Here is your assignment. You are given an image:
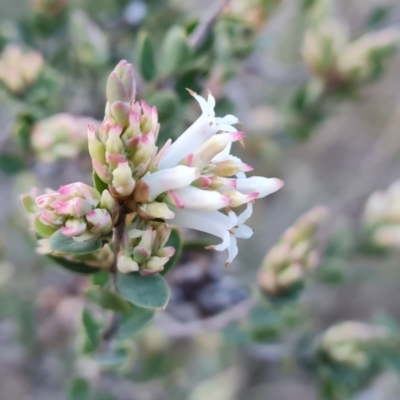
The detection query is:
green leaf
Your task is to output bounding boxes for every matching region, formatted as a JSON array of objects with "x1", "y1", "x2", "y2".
[
  {"x1": 48, "y1": 255, "x2": 100, "y2": 274},
  {"x1": 14, "y1": 113, "x2": 36, "y2": 150},
  {"x1": 81, "y1": 308, "x2": 102, "y2": 353},
  {"x1": 49, "y1": 230, "x2": 102, "y2": 255},
  {"x1": 0, "y1": 153, "x2": 25, "y2": 174},
  {"x1": 34, "y1": 216, "x2": 57, "y2": 237},
  {"x1": 117, "y1": 272, "x2": 170, "y2": 309},
  {"x1": 136, "y1": 31, "x2": 156, "y2": 81},
  {"x1": 86, "y1": 287, "x2": 131, "y2": 313},
  {"x1": 161, "y1": 228, "x2": 181, "y2": 276},
  {"x1": 95, "y1": 349, "x2": 129, "y2": 370},
  {"x1": 93, "y1": 171, "x2": 109, "y2": 194},
  {"x1": 144, "y1": 90, "x2": 179, "y2": 121},
  {"x1": 118, "y1": 305, "x2": 156, "y2": 340},
  {"x1": 67, "y1": 377, "x2": 90, "y2": 400},
  {"x1": 91, "y1": 270, "x2": 109, "y2": 286},
  {"x1": 160, "y1": 26, "x2": 192, "y2": 75}
]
